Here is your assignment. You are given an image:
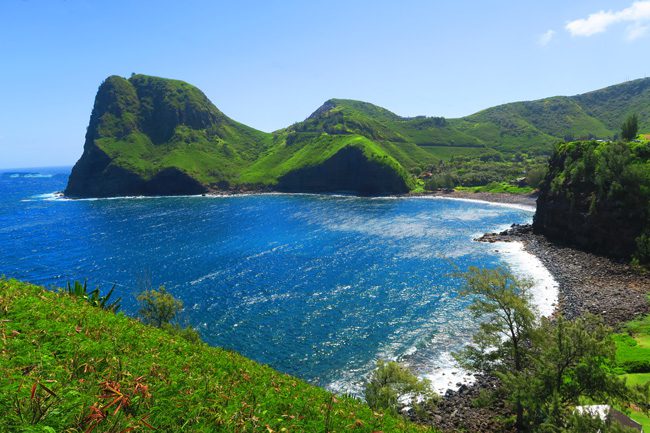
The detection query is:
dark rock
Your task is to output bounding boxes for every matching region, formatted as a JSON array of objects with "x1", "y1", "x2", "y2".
[{"x1": 276, "y1": 146, "x2": 410, "y2": 195}]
